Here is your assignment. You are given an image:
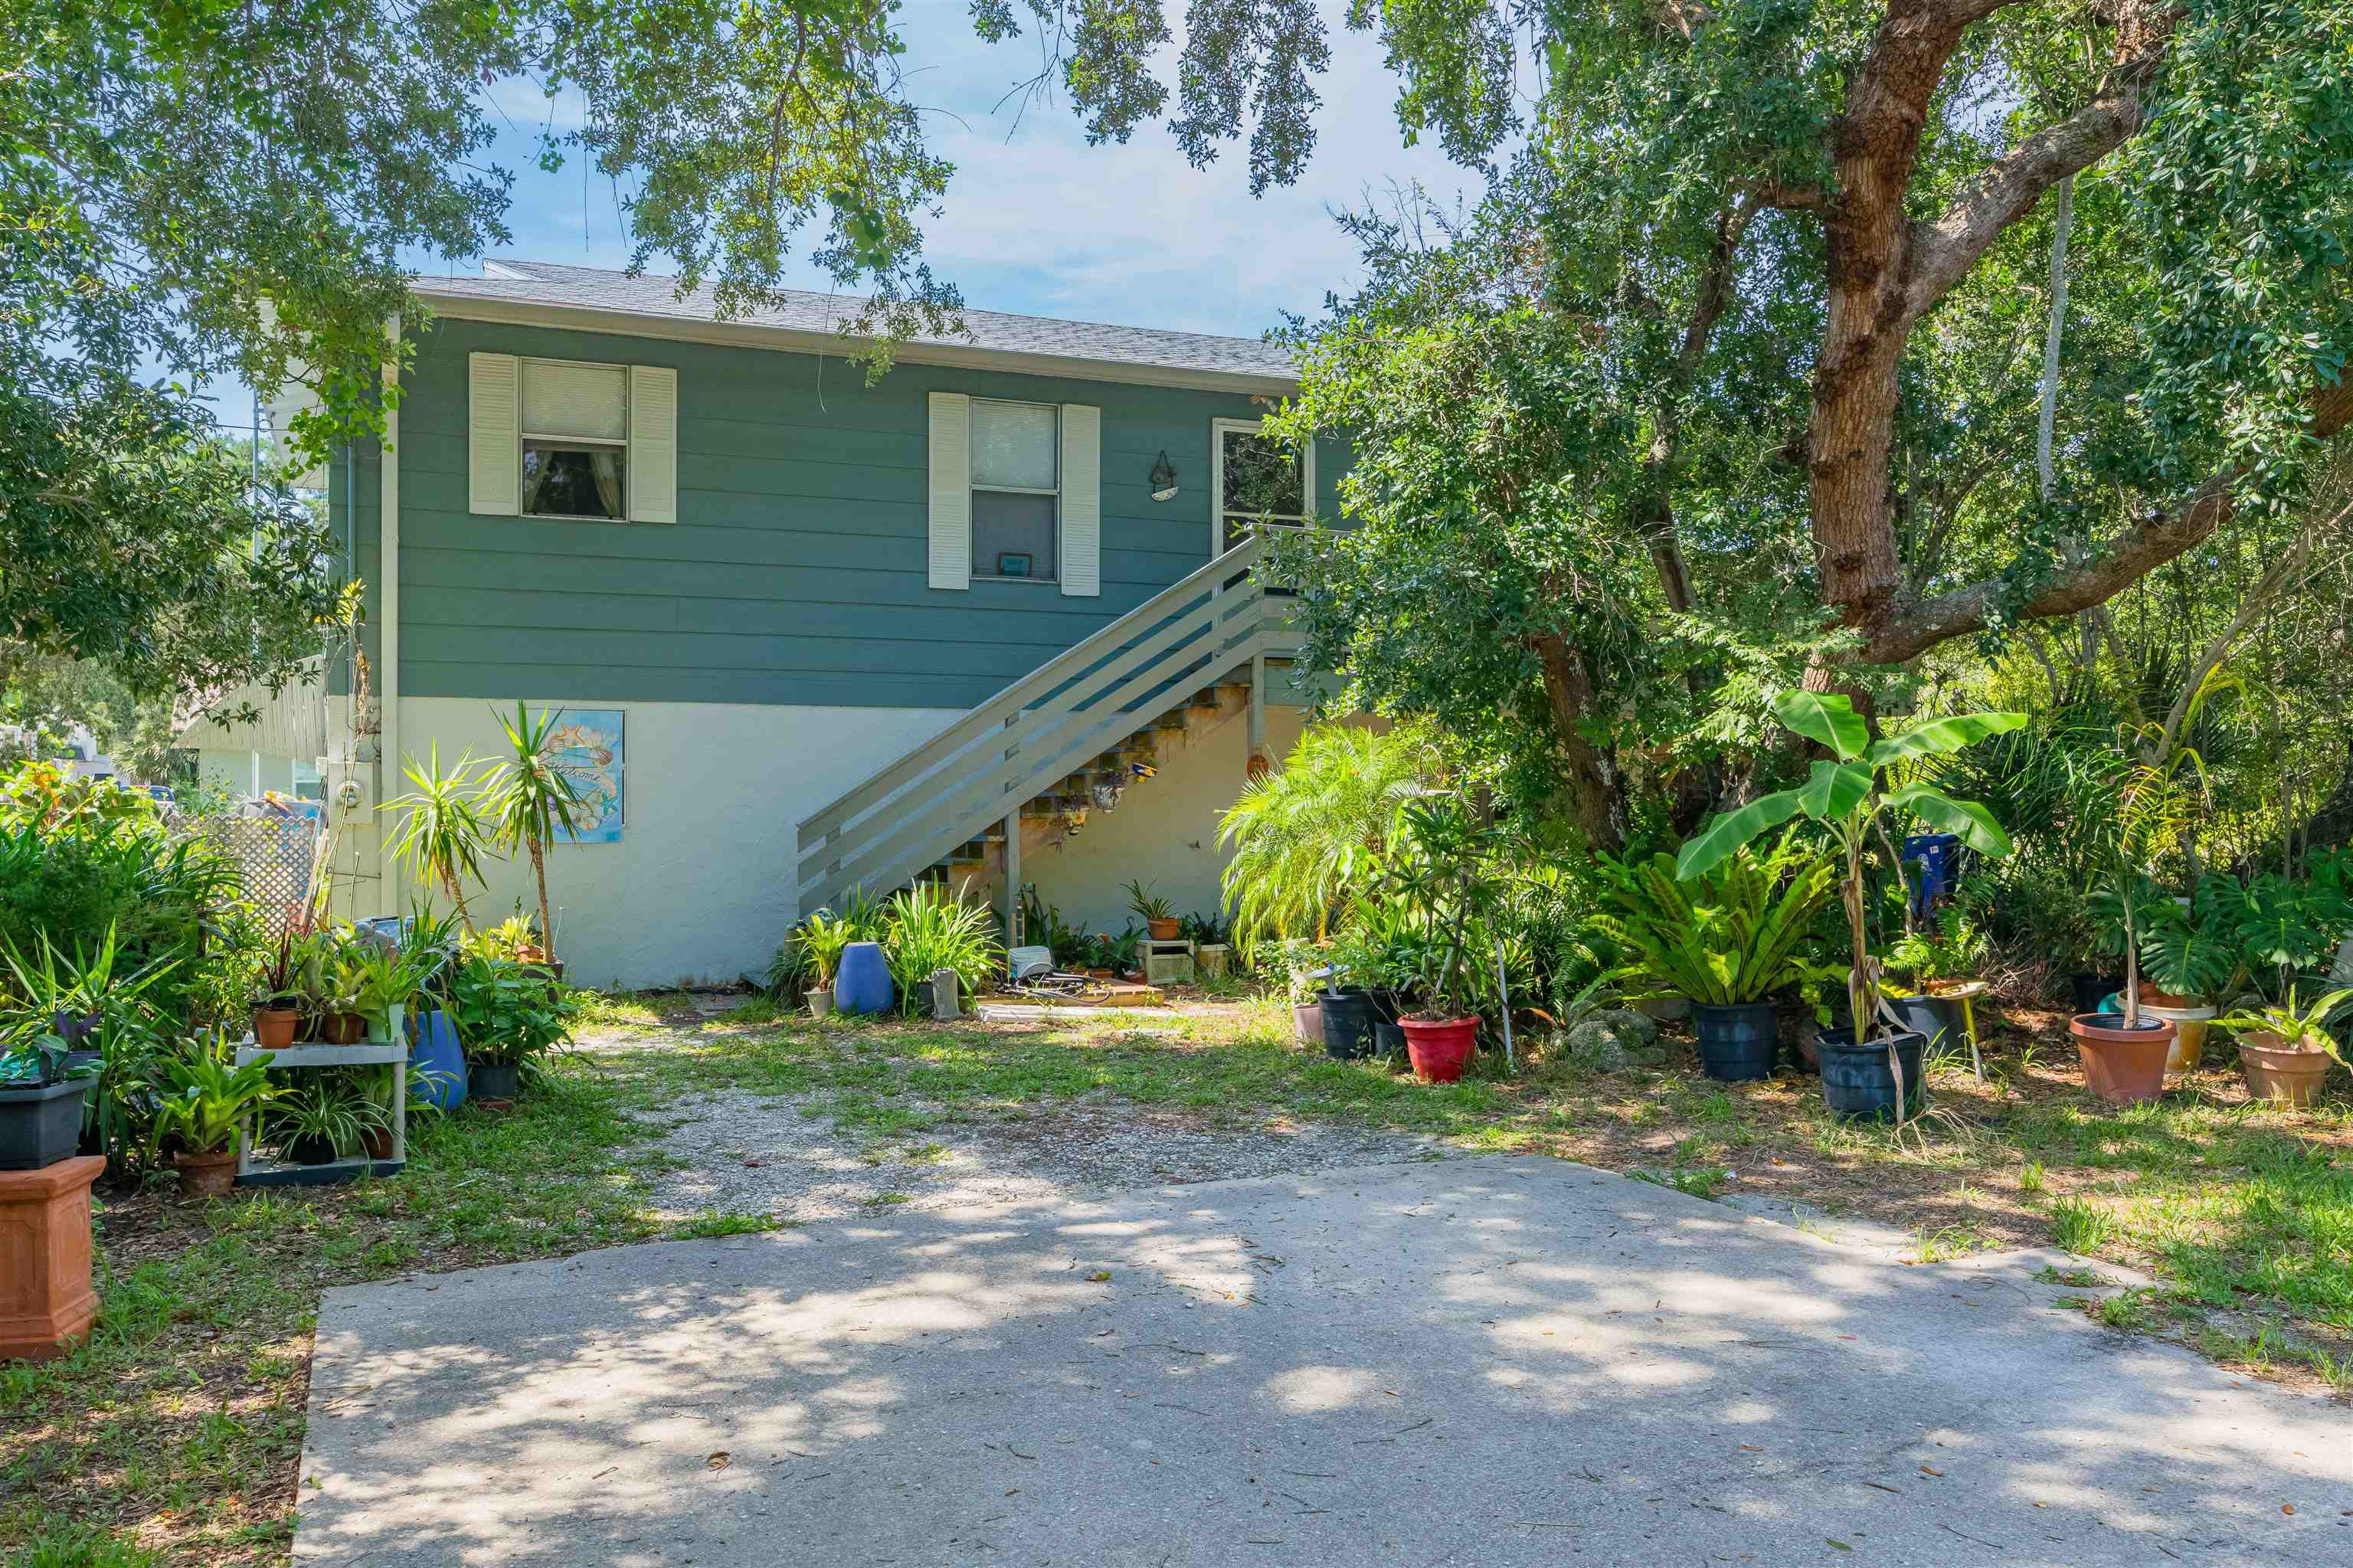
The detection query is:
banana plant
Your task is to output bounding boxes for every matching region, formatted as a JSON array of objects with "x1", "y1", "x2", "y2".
[{"x1": 1677, "y1": 692, "x2": 2023, "y2": 1121}]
